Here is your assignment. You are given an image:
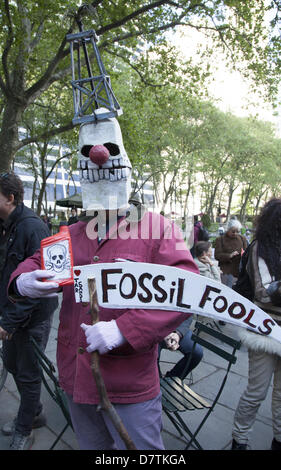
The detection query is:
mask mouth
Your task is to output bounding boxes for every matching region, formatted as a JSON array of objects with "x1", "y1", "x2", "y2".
[
  {"x1": 79, "y1": 156, "x2": 129, "y2": 170},
  {"x1": 79, "y1": 161, "x2": 131, "y2": 182}
]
